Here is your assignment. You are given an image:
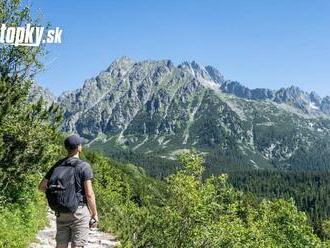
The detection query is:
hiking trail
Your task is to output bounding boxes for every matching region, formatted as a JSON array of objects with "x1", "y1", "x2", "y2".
[{"x1": 29, "y1": 210, "x2": 120, "y2": 248}]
